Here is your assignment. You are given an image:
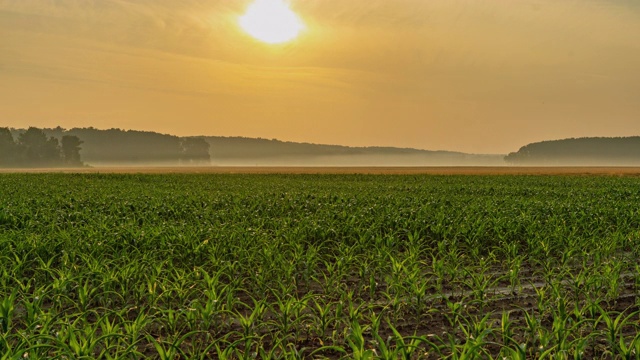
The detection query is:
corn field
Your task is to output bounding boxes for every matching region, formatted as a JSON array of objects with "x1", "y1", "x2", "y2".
[{"x1": 1, "y1": 173, "x2": 639, "y2": 359}]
